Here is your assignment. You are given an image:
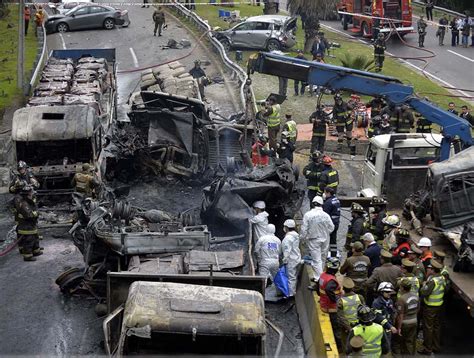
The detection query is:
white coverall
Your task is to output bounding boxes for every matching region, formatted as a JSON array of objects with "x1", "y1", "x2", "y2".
[
  {"x1": 254, "y1": 233, "x2": 281, "y2": 280},
  {"x1": 300, "y1": 207, "x2": 335, "y2": 281},
  {"x1": 282, "y1": 230, "x2": 301, "y2": 296},
  {"x1": 250, "y1": 211, "x2": 269, "y2": 241}
]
